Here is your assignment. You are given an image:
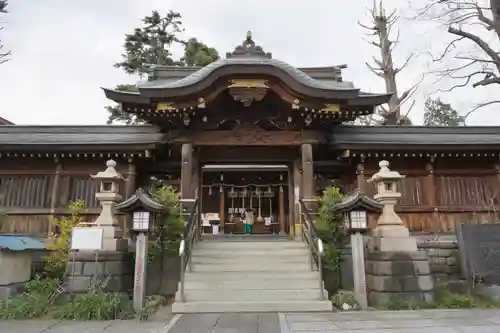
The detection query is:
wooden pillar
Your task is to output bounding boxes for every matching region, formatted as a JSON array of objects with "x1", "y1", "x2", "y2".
[
  {"x1": 425, "y1": 157, "x2": 439, "y2": 232},
  {"x1": 125, "y1": 158, "x2": 137, "y2": 236},
  {"x1": 125, "y1": 158, "x2": 136, "y2": 198},
  {"x1": 48, "y1": 159, "x2": 62, "y2": 237},
  {"x1": 279, "y1": 185, "x2": 285, "y2": 234},
  {"x1": 356, "y1": 156, "x2": 366, "y2": 193},
  {"x1": 219, "y1": 186, "x2": 225, "y2": 233},
  {"x1": 181, "y1": 143, "x2": 193, "y2": 199},
  {"x1": 494, "y1": 160, "x2": 500, "y2": 189},
  {"x1": 301, "y1": 144, "x2": 314, "y2": 199},
  {"x1": 191, "y1": 153, "x2": 199, "y2": 198},
  {"x1": 287, "y1": 164, "x2": 295, "y2": 239},
  {"x1": 301, "y1": 144, "x2": 315, "y2": 213},
  {"x1": 293, "y1": 158, "x2": 302, "y2": 235}
]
